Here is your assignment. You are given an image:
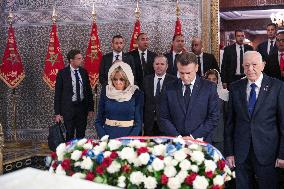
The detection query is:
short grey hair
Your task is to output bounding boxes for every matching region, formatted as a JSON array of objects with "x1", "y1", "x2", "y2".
[{"x1": 243, "y1": 51, "x2": 263, "y2": 64}]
